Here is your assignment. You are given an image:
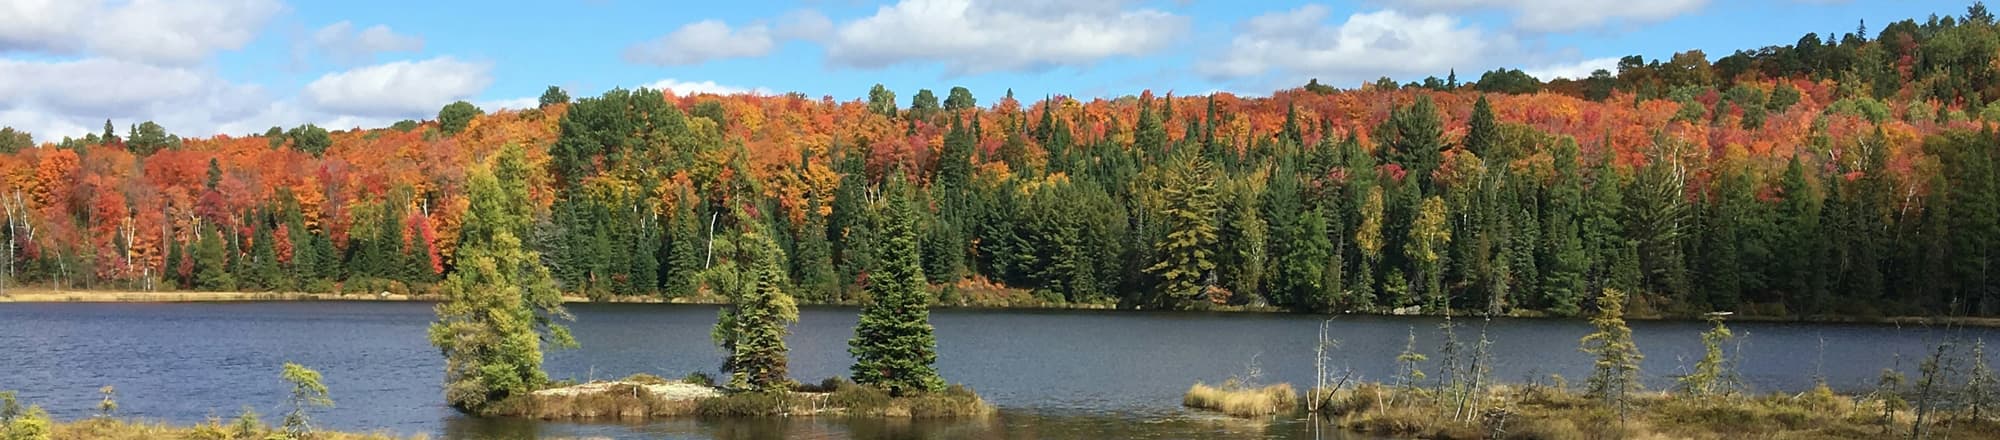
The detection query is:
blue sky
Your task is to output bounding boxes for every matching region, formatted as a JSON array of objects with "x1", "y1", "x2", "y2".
[{"x1": 0, "y1": 0, "x2": 1975, "y2": 140}]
